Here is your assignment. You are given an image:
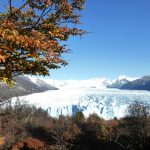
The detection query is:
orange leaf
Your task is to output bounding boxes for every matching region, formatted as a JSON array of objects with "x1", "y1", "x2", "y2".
[
  {"x1": 45, "y1": 0, "x2": 51, "y2": 7},
  {"x1": 0, "y1": 55, "x2": 6, "y2": 63}
]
